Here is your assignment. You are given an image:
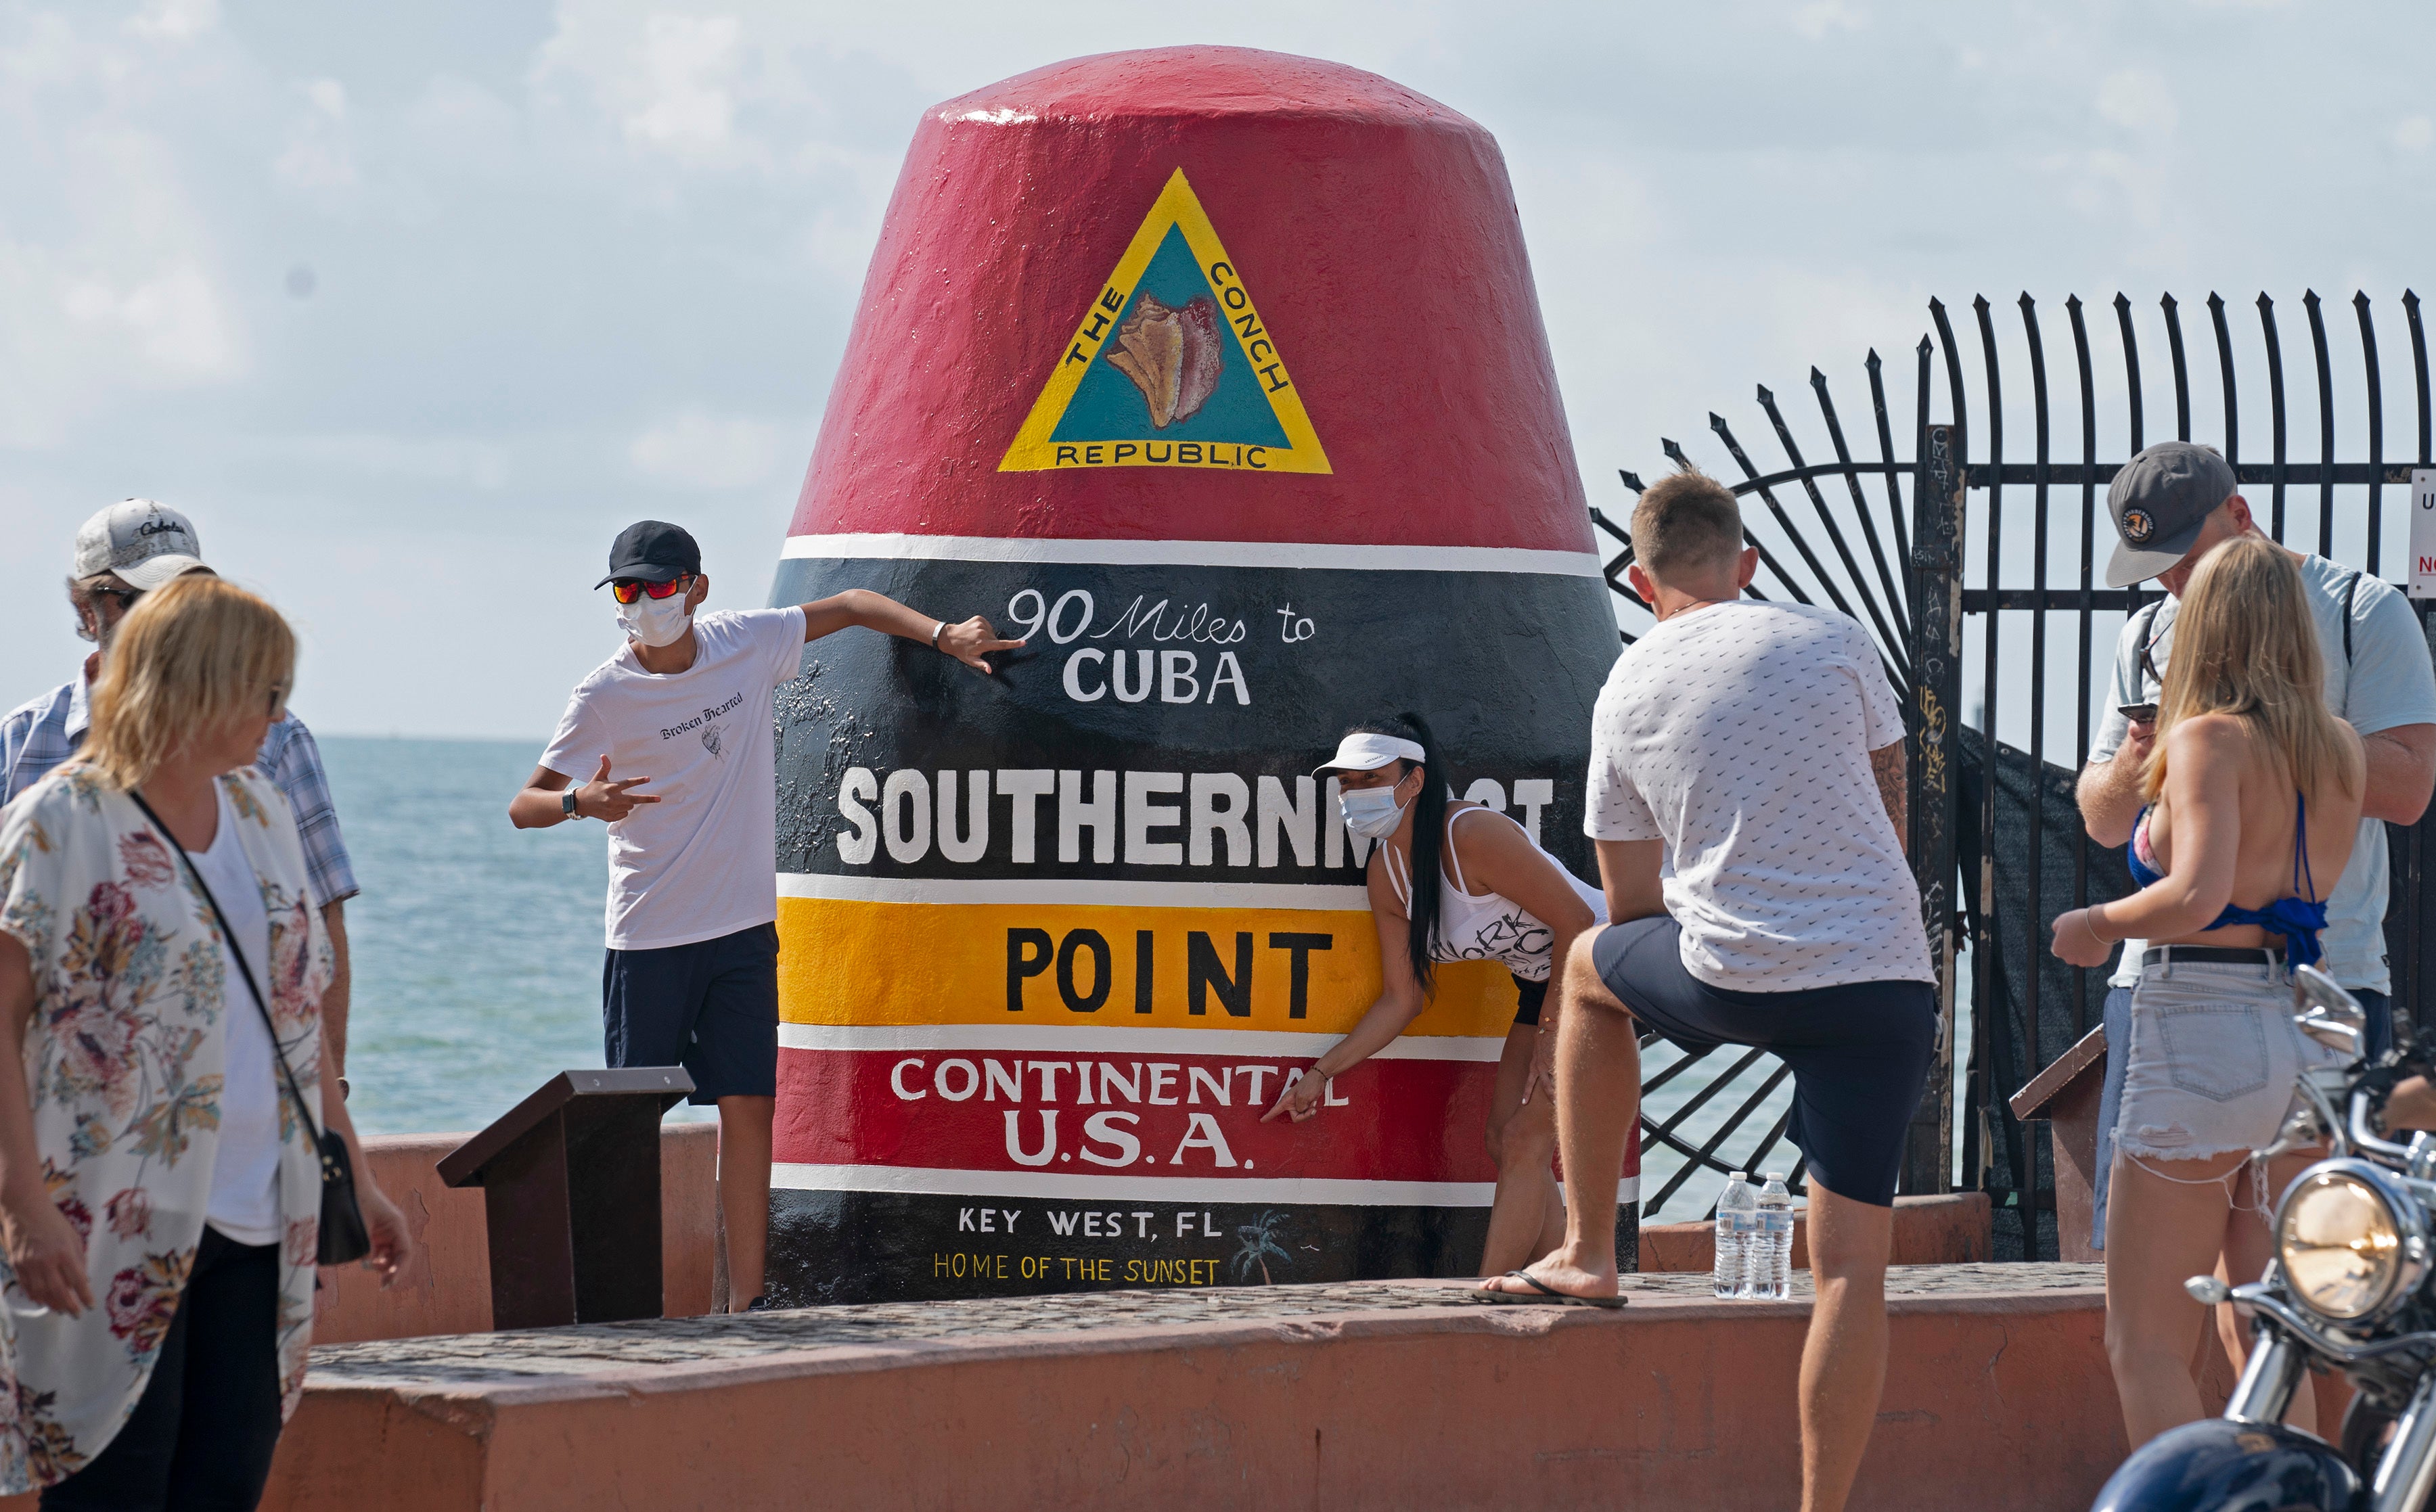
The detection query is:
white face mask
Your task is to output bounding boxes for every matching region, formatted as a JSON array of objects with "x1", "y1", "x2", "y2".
[
  {"x1": 1338, "y1": 783, "x2": 1407, "y2": 841},
  {"x1": 617, "y1": 589, "x2": 693, "y2": 648}
]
